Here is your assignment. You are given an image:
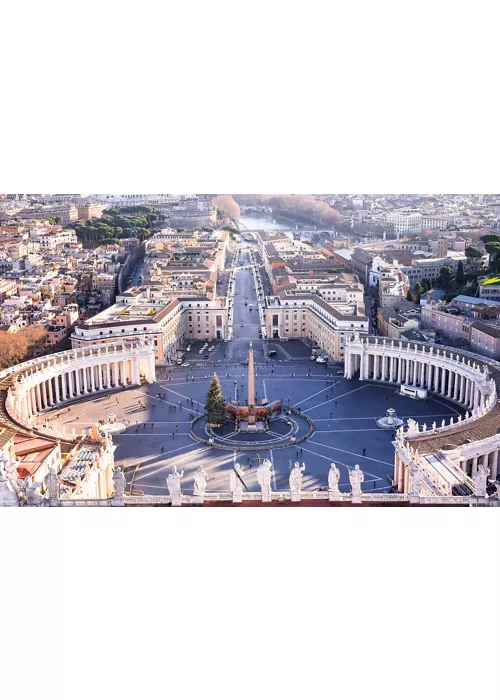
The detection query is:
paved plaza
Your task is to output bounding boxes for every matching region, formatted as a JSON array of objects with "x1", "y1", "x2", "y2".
[
  {"x1": 46, "y1": 355, "x2": 463, "y2": 496},
  {"x1": 41, "y1": 248, "x2": 466, "y2": 498}
]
